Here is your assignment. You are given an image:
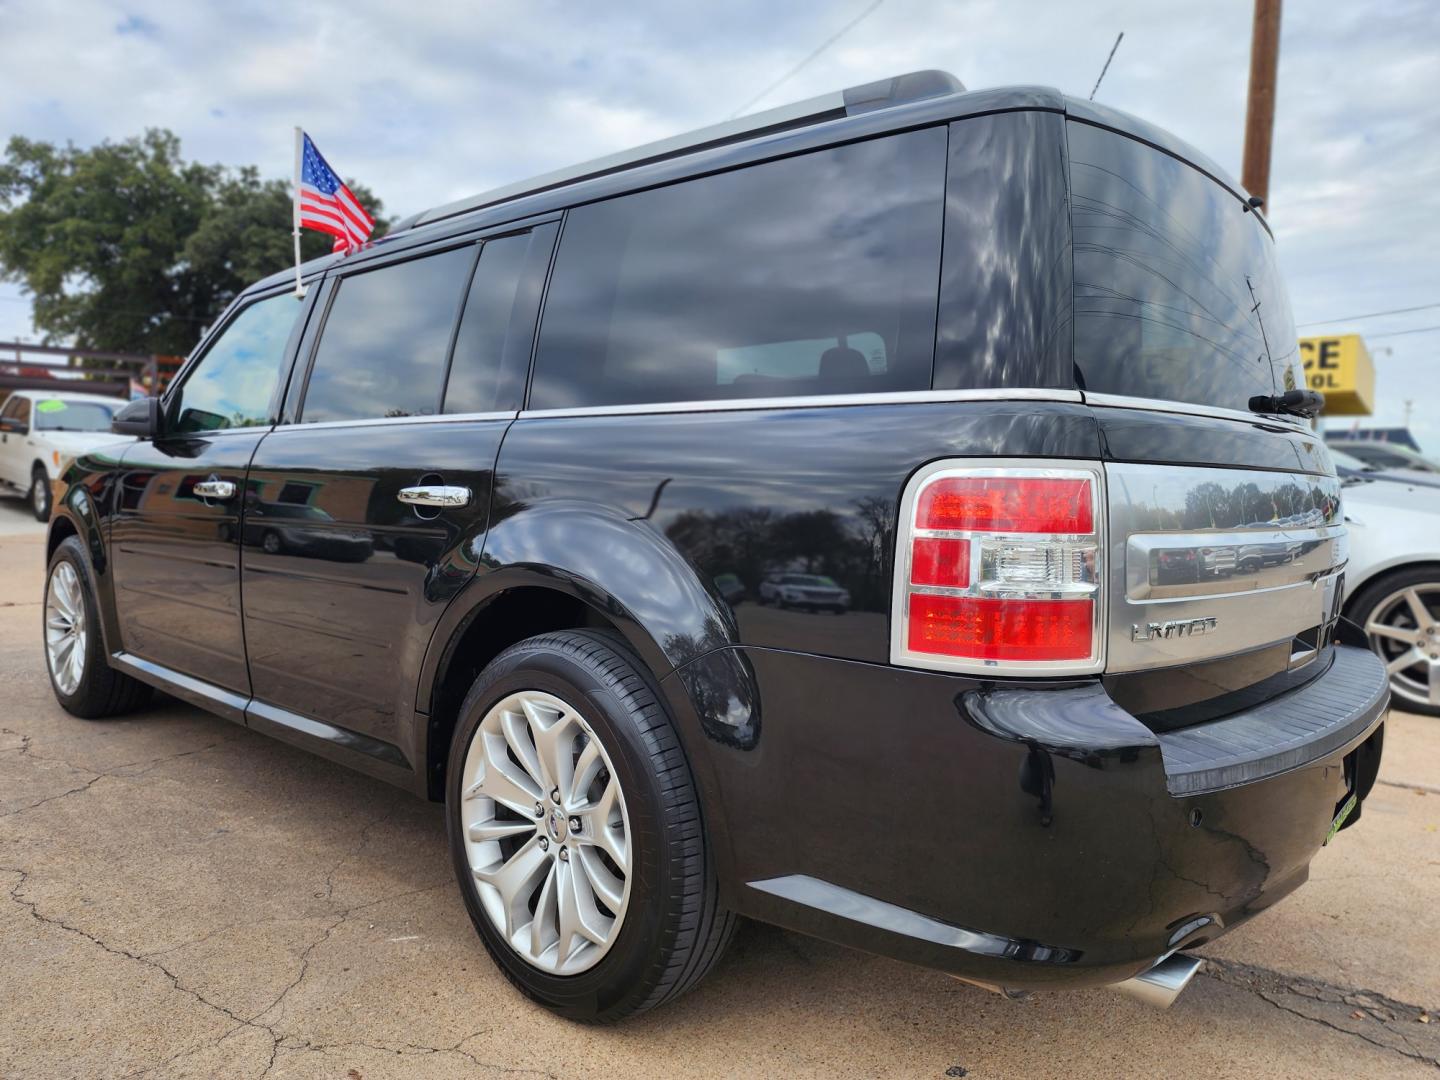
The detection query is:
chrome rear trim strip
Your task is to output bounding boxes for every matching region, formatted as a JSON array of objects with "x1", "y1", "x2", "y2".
[{"x1": 518, "y1": 388, "x2": 1083, "y2": 420}]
